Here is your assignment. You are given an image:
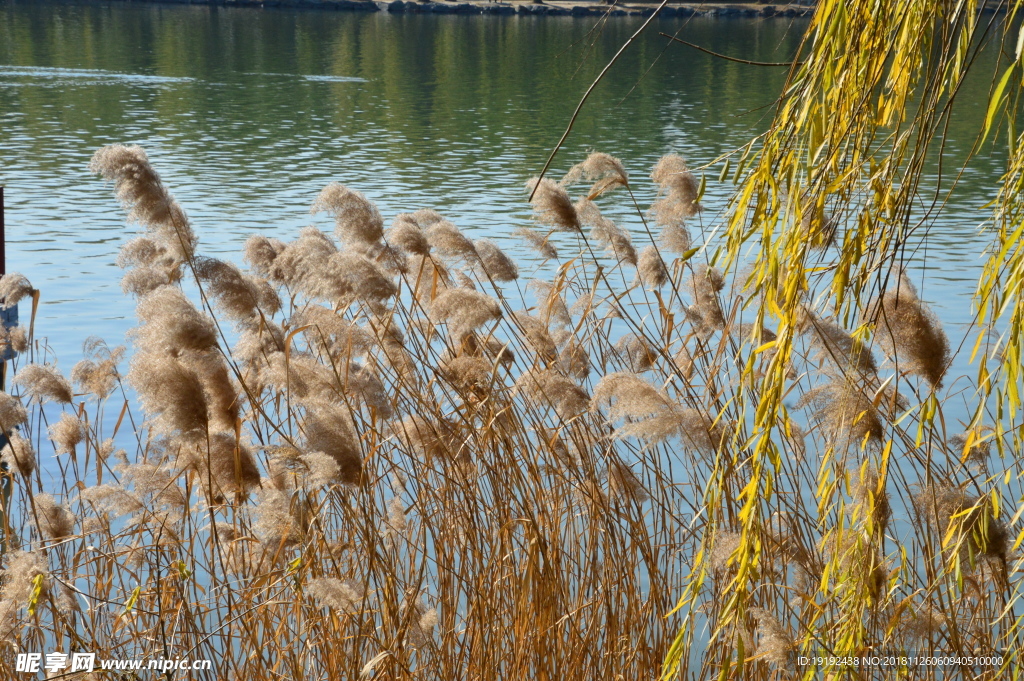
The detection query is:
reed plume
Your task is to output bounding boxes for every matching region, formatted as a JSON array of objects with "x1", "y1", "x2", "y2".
[
  {"x1": 473, "y1": 238, "x2": 519, "y2": 281},
  {"x1": 577, "y1": 199, "x2": 637, "y2": 265},
  {"x1": 0, "y1": 273, "x2": 35, "y2": 307},
  {"x1": 636, "y1": 246, "x2": 669, "y2": 289},
  {"x1": 48, "y1": 412, "x2": 85, "y2": 456},
  {"x1": 70, "y1": 337, "x2": 124, "y2": 399},
  {"x1": 301, "y1": 401, "x2": 364, "y2": 485},
  {"x1": 430, "y1": 288, "x2": 501, "y2": 339},
  {"x1": 127, "y1": 352, "x2": 209, "y2": 438},
  {"x1": 0, "y1": 393, "x2": 28, "y2": 432},
  {"x1": 311, "y1": 183, "x2": 384, "y2": 247},
  {"x1": 561, "y1": 152, "x2": 629, "y2": 199},
  {"x1": 514, "y1": 227, "x2": 559, "y2": 261},
  {"x1": 526, "y1": 178, "x2": 582, "y2": 232},
  {"x1": 866, "y1": 273, "x2": 950, "y2": 388},
  {"x1": 89, "y1": 144, "x2": 197, "y2": 262},
  {"x1": 651, "y1": 154, "x2": 701, "y2": 224},
  {"x1": 387, "y1": 214, "x2": 431, "y2": 255},
  {"x1": 1, "y1": 432, "x2": 35, "y2": 477},
  {"x1": 33, "y1": 494, "x2": 76, "y2": 539},
  {"x1": 13, "y1": 364, "x2": 74, "y2": 405}
]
